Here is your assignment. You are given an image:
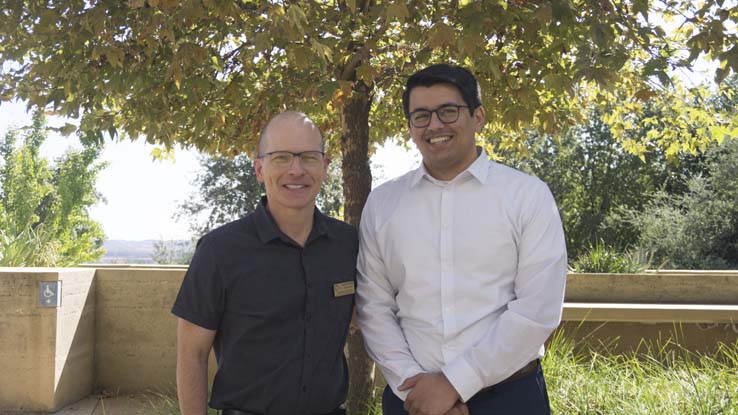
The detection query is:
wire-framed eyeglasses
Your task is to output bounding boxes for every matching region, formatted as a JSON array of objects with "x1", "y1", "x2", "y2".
[
  {"x1": 408, "y1": 104, "x2": 471, "y2": 128},
  {"x1": 258, "y1": 151, "x2": 325, "y2": 168}
]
